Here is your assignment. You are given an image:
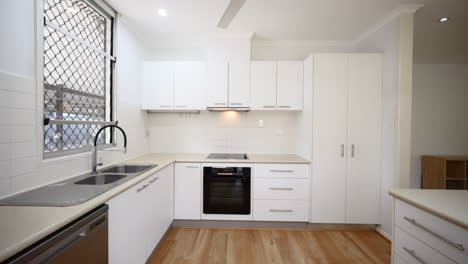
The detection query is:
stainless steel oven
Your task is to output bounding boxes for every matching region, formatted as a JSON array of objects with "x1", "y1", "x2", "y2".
[{"x1": 203, "y1": 165, "x2": 251, "y2": 218}]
